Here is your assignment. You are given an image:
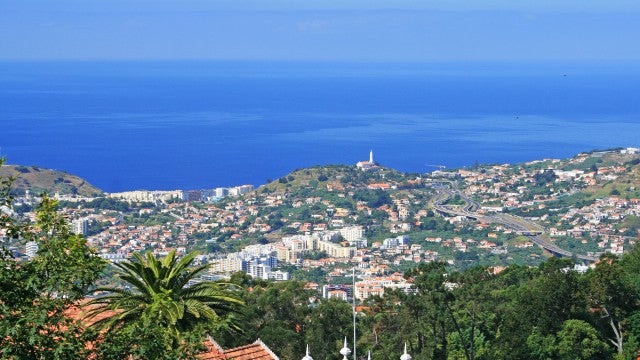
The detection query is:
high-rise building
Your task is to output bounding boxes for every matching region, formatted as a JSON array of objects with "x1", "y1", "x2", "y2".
[
  {"x1": 214, "y1": 187, "x2": 229, "y2": 198},
  {"x1": 72, "y1": 218, "x2": 89, "y2": 235},
  {"x1": 339, "y1": 226, "x2": 364, "y2": 242}
]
